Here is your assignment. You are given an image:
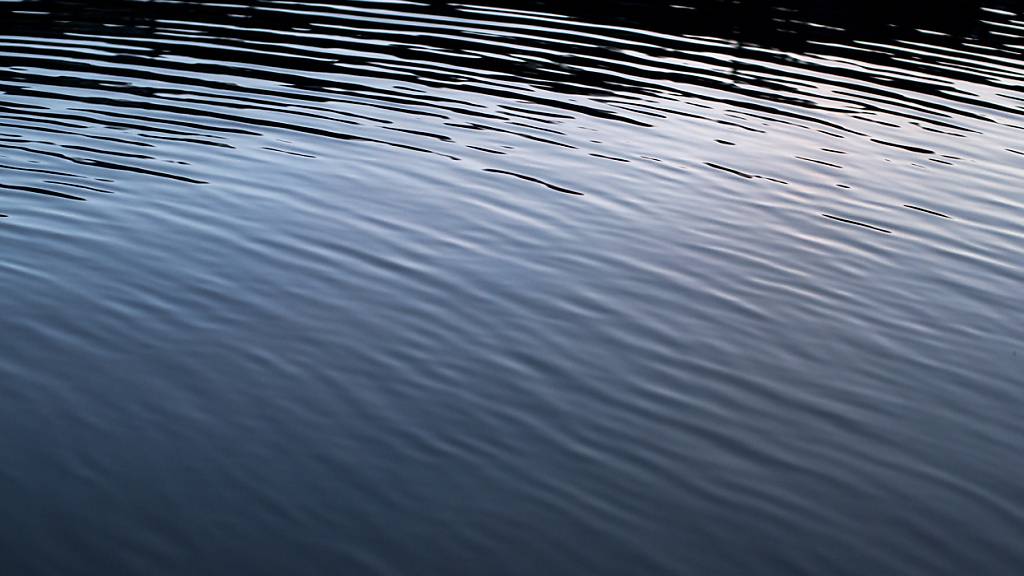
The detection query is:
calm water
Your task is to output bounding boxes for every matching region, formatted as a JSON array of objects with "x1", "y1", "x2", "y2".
[{"x1": 1, "y1": 0, "x2": 1022, "y2": 573}]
